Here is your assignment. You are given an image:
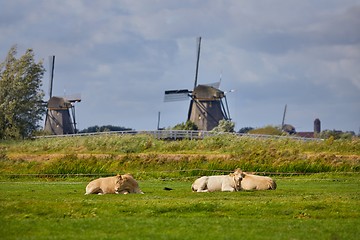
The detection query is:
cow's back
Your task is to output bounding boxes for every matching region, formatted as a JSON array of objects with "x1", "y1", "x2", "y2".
[
  {"x1": 85, "y1": 176, "x2": 117, "y2": 194},
  {"x1": 99, "y1": 176, "x2": 118, "y2": 193},
  {"x1": 206, "y1": 175, "x2": 228, "y2": 192},
  {"x1": 241, "y1": 174, "x2": 276, "y2": 190},
  {"x1": 192, "y1": 174, "x2": 240, "y2": 192},
  {"x1": 192, "y1": 176, "x2": 208, "y2": 192}
]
